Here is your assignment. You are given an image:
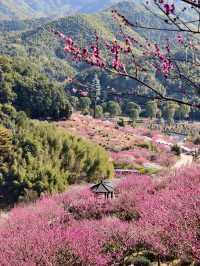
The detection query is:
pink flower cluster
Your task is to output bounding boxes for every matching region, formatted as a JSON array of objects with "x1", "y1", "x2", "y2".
[
  {"x1": 105, "y1": 40, "x2": 128, "y2": 73},
  {"x1": 151, "y1": 43, "x2": 173, "y2": 77},
  {"x1": 55, "y1": 31, "x2": 129, "y2": 74},
  {"x1": 111, "y1": 146, "x2": 176, "y2": 167},
  {"x1": 177, "y1": 34, "x2": 184, "y2": 45},
  {"x1": 55, "y1": 22, "x2": 179, "y2": 79},
  {"x1": 140, "y1": 166, "x2": 200, "y2": 259},
  {"x1": 55, "y1": 31, "x2": 105, "y2": 68},
  {"x1": 121, "y1": 125, "x2": 150, "y2": 137},
  {"x1": 158, "y1": 0, "x2": 200, "y2": 10},
  {"x1": 163, "y1": 3, "x2": 175, "y2": 15},
  {"x1": 0, "y1": 175, "x2": 152, "y2": 266},
  {"x1": 146, "y1": 1, "x2": 175, "y2": 15},
  {"x1": 111, "y1": 148, "x2": 152, "y2": 165}
]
